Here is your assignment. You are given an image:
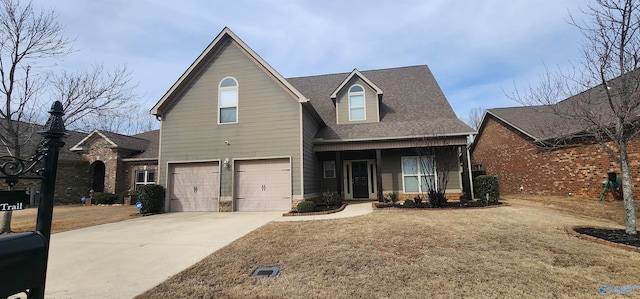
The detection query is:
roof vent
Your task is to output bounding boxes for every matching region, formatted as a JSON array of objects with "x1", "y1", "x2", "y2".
[{"x1": 250, "y1": 266, "x2": 280, "y2": 278}]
